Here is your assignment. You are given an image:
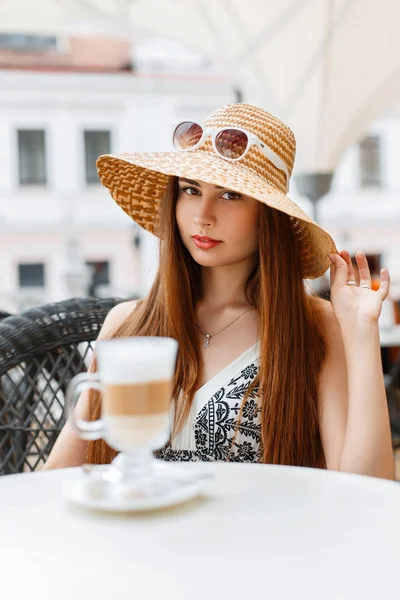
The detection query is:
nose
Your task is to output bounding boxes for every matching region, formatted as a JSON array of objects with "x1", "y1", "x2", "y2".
[{"x1": 193, "y1": 197, "x2": 216, "y2": 229}]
